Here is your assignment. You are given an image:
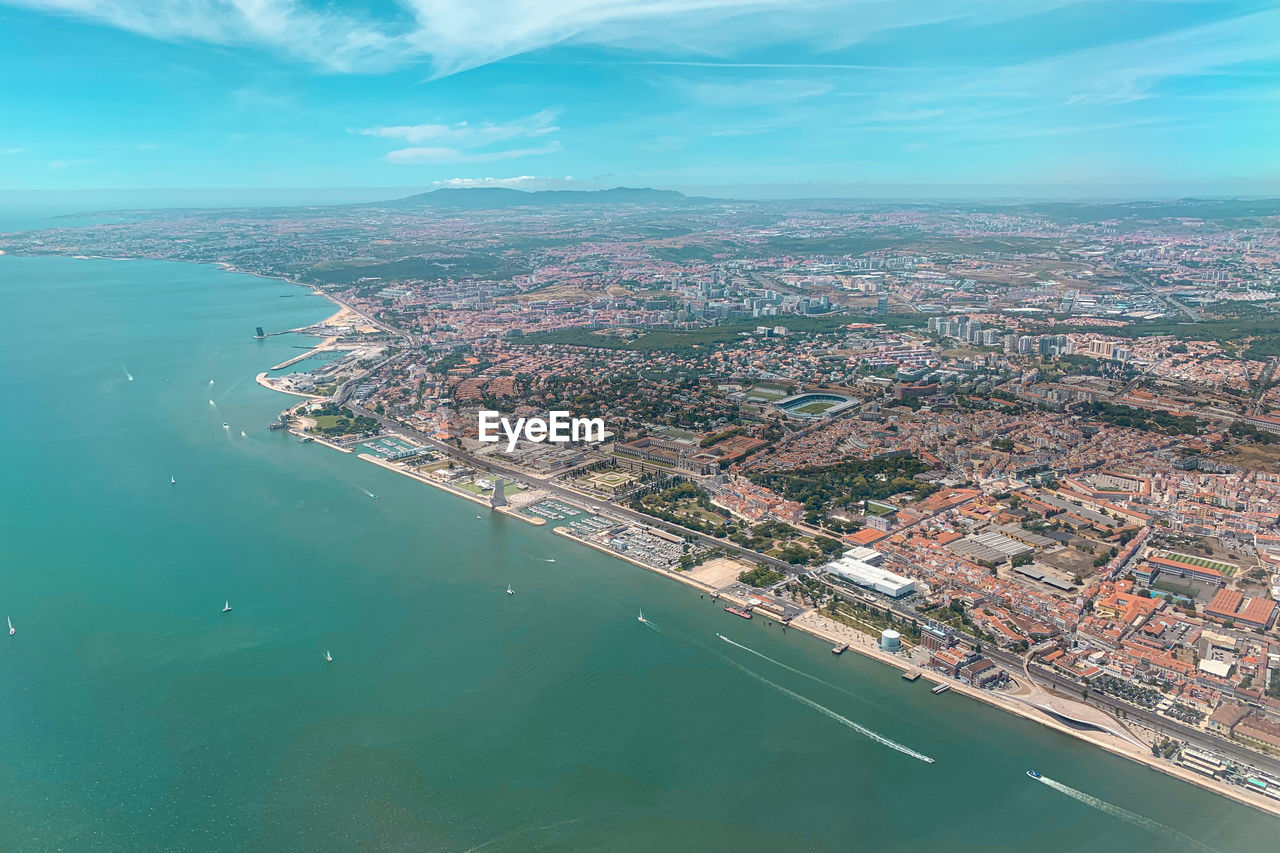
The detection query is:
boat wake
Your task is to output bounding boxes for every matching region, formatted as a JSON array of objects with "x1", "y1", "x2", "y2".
[
  {"x1": 1034, "y1": 775, "x2": 1221, "y2": 852},
  {"x1": 461, "y1": 818, "x2": 583, "y2": 853},
  {"x1": 717, "y1": 633, "x2": 860, "y2": 699},
  {"x1": 716, "y1": 647, "x2": 934, "y2": 764},
  {"x1": 123, "y1": 367, "x2": 134, "y2": 382}
]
